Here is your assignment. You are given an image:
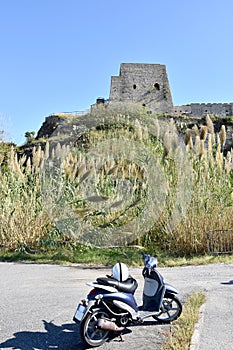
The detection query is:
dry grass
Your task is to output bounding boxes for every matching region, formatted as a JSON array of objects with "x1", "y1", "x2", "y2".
[
  {"x1": 0, "y1": 147, "x2": 53, "y2": 250},
  {"x1": 154, "y1": 116, "x2": 233, "y2": 254},
  {"x1": 0, "y1": 111, "x2": 232, "y2": 253},
  {"x1": 162, "y1": 291, "x2": 206, "y2": 350}
]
